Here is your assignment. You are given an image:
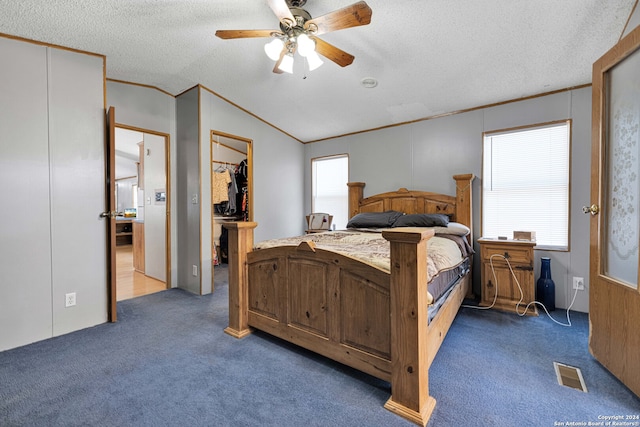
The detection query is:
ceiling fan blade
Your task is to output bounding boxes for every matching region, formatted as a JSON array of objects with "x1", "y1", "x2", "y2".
[
  {"x1": 304, "y1": 1, "x2": 372, "y2": 36},
  {"x1": 312, "y1": 37, "x2": 354, "y2": 67},
  {"x1": 215, "y1": 29, "x2": 276, "y2": 39},
  {"x1": 268, "y1": 0, "x2": 296, "y2": 26}
]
